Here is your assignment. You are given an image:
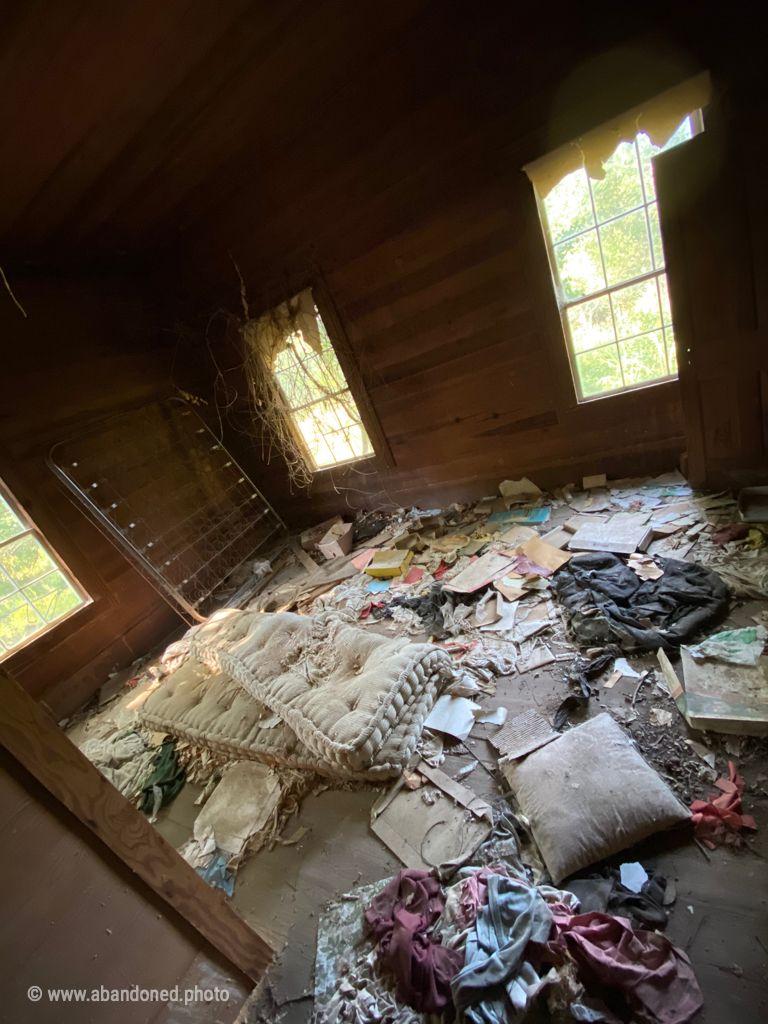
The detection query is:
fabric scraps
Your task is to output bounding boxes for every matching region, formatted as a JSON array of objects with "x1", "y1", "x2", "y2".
[
  {"x1": 139, "y1": 739, "x2": 185, "y2": 814},
  {"x1": 552, "y1": 552, "x2": 729, "y2": 651},
  {"x1": 450, "y1": 874, "x2": 553, "y2": 1024},
  {"x1": 548, "y1": 912, "x2": 702, "y2": 1024},
  {"x1": 690, "y1": 761, "x2": 757, "y2": 849},
  {"x1": 364, "y1": 869, "x2": 462, "y2": 1013},
  {"x1": 711, "y1": 522, "x2": 749, "y2": 545}
]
